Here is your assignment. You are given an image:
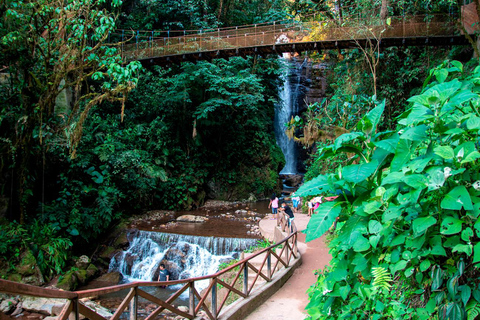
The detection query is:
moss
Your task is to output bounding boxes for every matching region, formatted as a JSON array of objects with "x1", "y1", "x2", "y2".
[
  {"x1": 75, "y1": 269, "x2": 88, "y2": 284},
  {"x1": 98, "y1": 246, "x2": 116, "y2": 259},
  {"x1": 86, "y1": 264, "x2": 98, "y2": 278},
  {"x1": 7, "y1": 273, "x2": 21, "y2": 282},
  {"x1": 57, "y1": 271, "x2": 78, "y2": 291},
  {"x1": 16, "y1": 251, "x2": 37, "y2": 276}
]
